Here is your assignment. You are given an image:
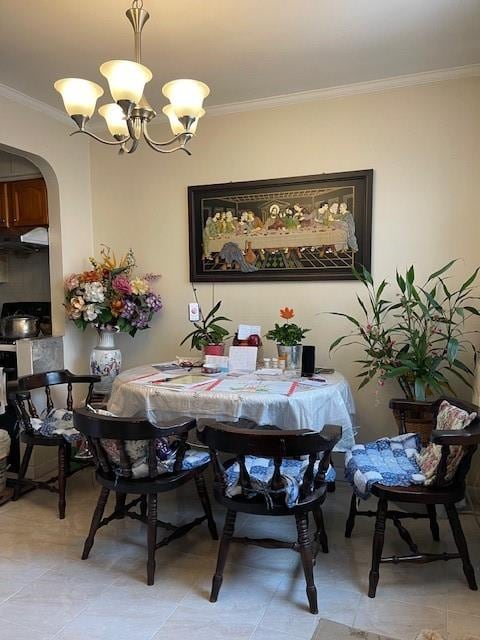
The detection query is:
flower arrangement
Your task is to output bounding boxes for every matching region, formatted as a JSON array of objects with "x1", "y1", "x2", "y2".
[
  {"x1": 330, "y1": 262, "x2": 480, "y2": 400},
  {"x1": 64, "y1": 246, "x2": 162, "y2": 336},
  {"x1": 266, "y1": 307, "x2": 310, "y2": 346}
]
